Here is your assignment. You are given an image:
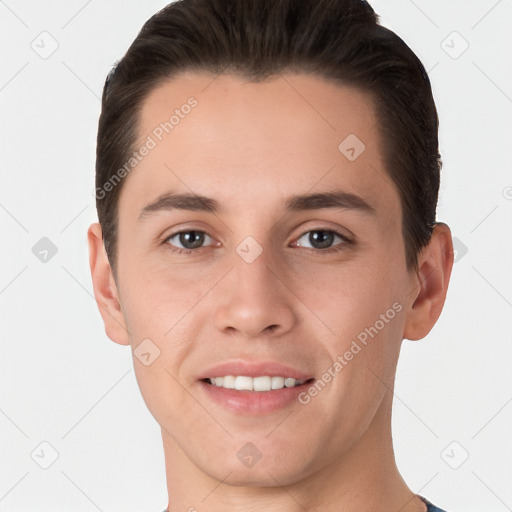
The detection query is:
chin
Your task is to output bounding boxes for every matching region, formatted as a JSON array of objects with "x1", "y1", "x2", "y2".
[{"x1": 207, "y1": 464, "x2": 307, "y2": 488}]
